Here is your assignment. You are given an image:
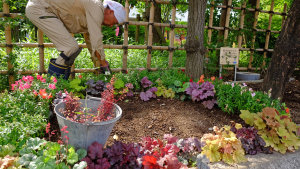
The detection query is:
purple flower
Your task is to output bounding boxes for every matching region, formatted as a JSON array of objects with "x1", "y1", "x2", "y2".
[{"x1": 251, "y1": 93, "x2": 256, "y2": 97}]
